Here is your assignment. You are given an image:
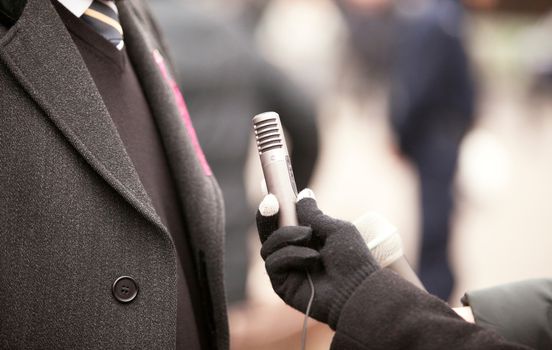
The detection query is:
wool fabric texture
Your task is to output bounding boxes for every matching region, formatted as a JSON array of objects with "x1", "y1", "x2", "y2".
[{"x1": 0, "y1": 0, "x2": 227, "y2": 348}]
